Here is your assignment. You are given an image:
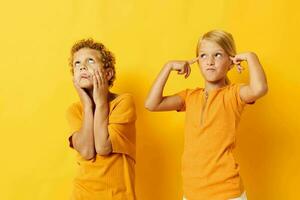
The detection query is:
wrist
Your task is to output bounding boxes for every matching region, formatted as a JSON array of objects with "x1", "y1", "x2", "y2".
[
  {"x1": 164, "y1": 62, "x2": 173, "y2": 71},
  {"x1": 95, "y1": 100, "x2": 108, "y2": 108},
  {"x1": 83, "y1": 105, "x2": 94, "y2": 113},
  {"x1": 246, "y1": 52, "x2": 257, "y2": 60}
]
